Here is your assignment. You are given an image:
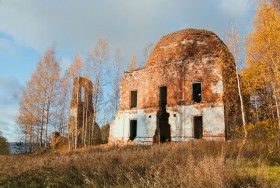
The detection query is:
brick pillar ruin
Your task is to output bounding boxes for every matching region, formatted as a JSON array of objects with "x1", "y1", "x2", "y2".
[{"x1": 69, "y1": 76, "x2": 101, "y2": 149}]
